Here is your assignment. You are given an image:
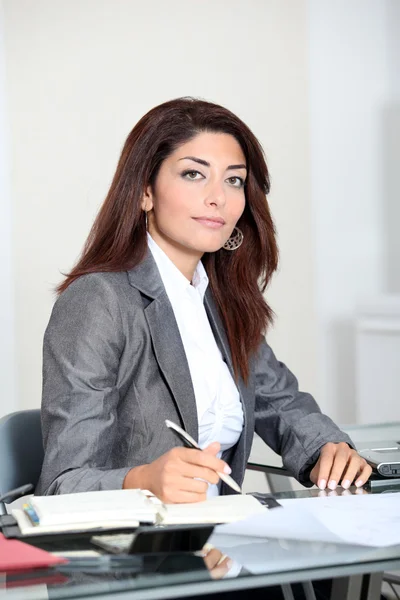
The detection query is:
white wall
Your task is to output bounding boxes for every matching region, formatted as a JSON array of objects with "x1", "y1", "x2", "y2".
[
  {"x1": 3, "y1": 0, "x2": 317, "y2": 413},
  {"x1": 4, "y1": 1, "x2": 399, "y2": 425},
  {"x1": 384, "y1": 1, "x2": 400, "y2": 293},
  {"x1": 309, "y1": 0, "x2": 400, "y2": 422},
  {"x1": 0, "y1": 0, "x2": 16, "y2": 418}
]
